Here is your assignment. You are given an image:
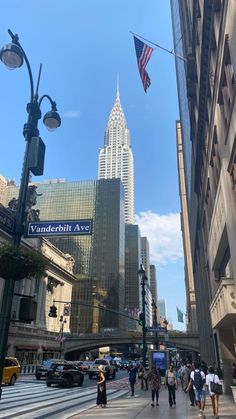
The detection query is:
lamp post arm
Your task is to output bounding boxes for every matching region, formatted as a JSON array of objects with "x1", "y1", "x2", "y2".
[
  {"x1": 8, "y1": 29, "x2": 34, "y2": 104},
  {"x1": 38, "y1": 94, "x2": 58, "y2": 110}
]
